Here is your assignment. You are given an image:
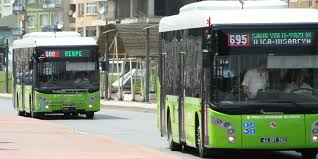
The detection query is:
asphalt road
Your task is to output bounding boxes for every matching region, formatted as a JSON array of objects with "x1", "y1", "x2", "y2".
[{"x1": 0, "y1": 98, "x2": 308, "y2": 159}]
